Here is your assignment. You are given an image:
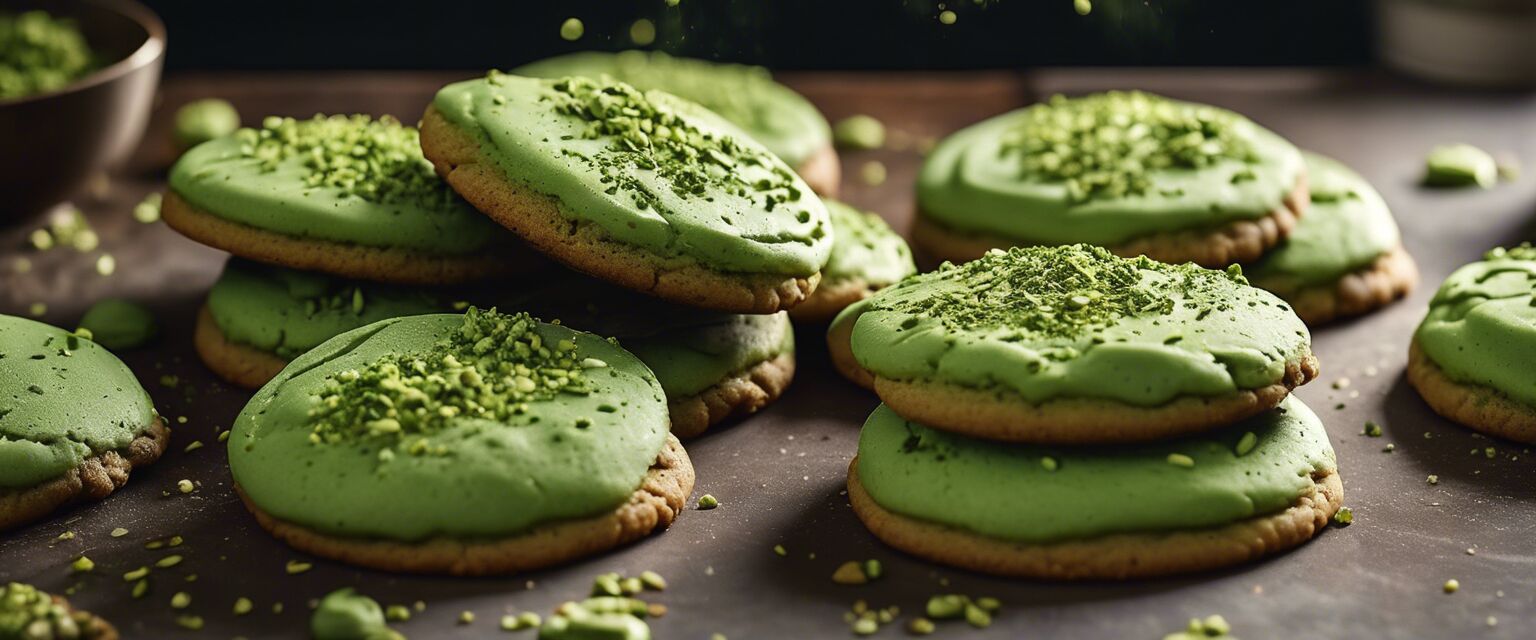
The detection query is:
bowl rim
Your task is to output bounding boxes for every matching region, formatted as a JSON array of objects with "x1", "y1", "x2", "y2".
[{"x1": 0, "y1": 0, "x2": 166, "y2": 107}]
